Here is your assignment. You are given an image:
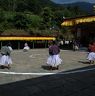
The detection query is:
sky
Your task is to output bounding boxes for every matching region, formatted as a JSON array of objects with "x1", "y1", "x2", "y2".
[{"x1": 51, "y1": 0, "x2": 95, "y2": 4}]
